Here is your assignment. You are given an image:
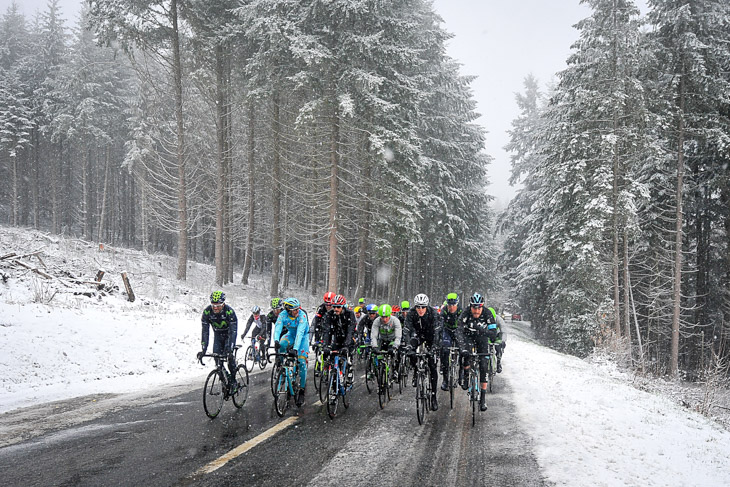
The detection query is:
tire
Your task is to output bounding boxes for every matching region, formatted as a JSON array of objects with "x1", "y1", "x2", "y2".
[
  {"x1": 326, "y1": 373, "x2": 339, "y2": 419},
  {"x1": 488, "y1": 354, "x2": 495, "y2": 393},
  {"x1": 365, "y1": 359, "x2": 374, "y2": 394},
  {"x1": 274, "y1": 368, "x2": 289, "y2": 417},
  {"x1": 270, "y1": 359, "x2": 282, "y2": 398},
  {"x1": 203, "y1": 369, "x2": 224, "y2": 419},
  {"x1": 470, "y1": 371, "x2": 478, "y2": 427},
  {"x1": 244, "y1": 346, "x2": 255, "y2": 372},
  {"x1": 424, "y1": 367, "x2": 432, "y2": 413},
  {"x1": 416, "y1": 370, "x2": 426, "y2": 425},
  {"x1": 258, "y1": 345, "x2": 268, "y2": 370},
  {"x1": 449, "y1": 357, "x2": 458, "y2": 410},
  {"x1": 318, "y1": 366, "x2": 329, "y2": 403},
  {"x1": 378, "y1": 364, "x2": 387, "y2": 409},
  {"x1": 313, "y1": 348, "x2": 322, "y2": 392},
  {"x1": 232, "y1": 365, "x2": 249, "y2": 408}
]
